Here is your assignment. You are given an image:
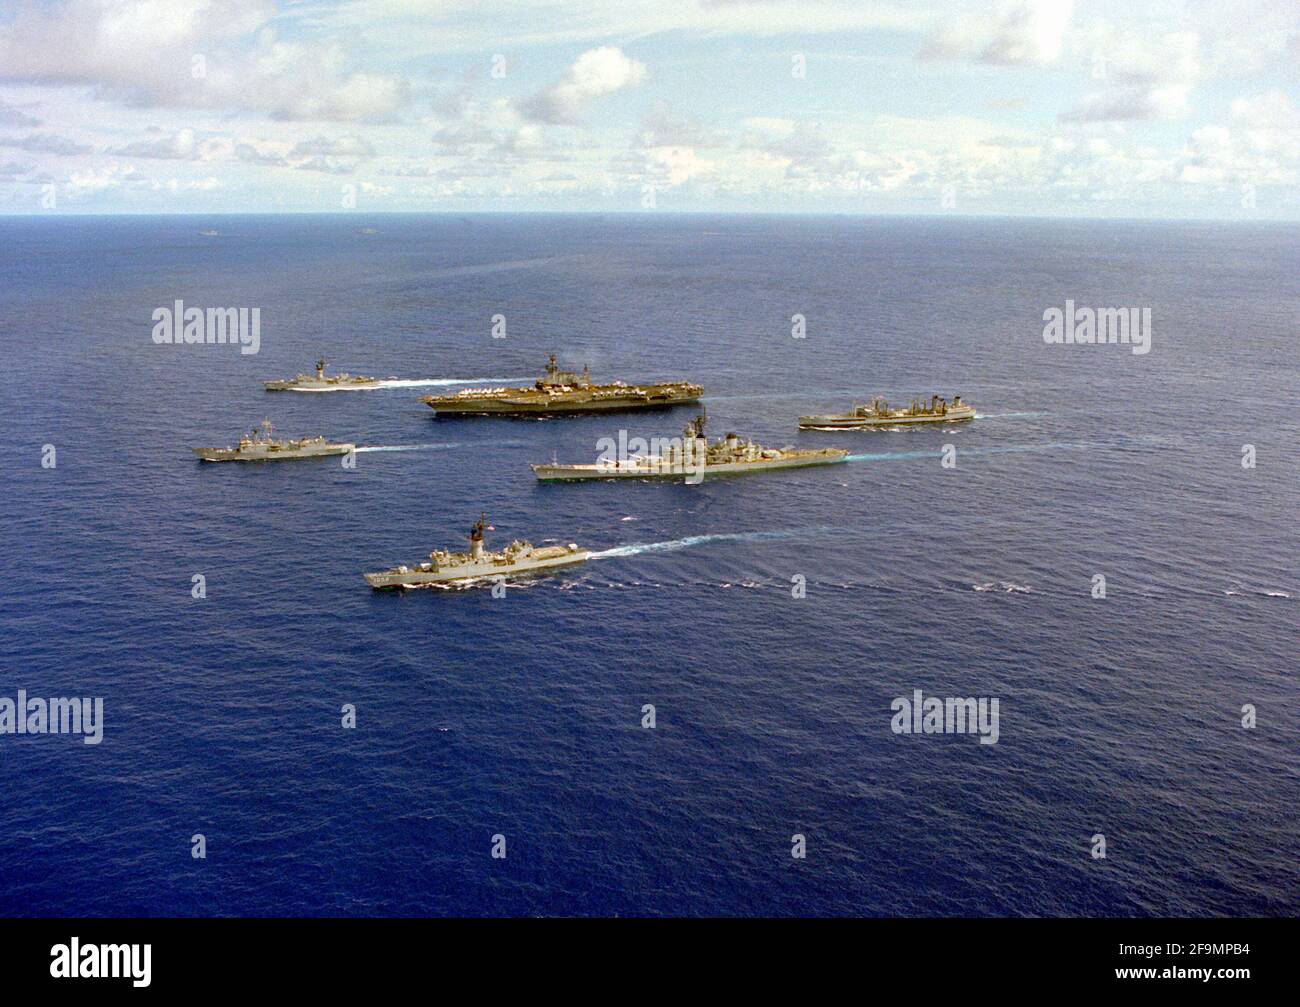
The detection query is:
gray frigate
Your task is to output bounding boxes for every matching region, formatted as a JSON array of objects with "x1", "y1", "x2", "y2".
[
  {"x1": 265, "y1": 358, "x2": 385, "y2": 391},
  {"x1": 193, "y1": 420, "x2": 354, "y2": 462},
  {"x1": 363, "y1": 514, "x2": 590, "y2": 589}
]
